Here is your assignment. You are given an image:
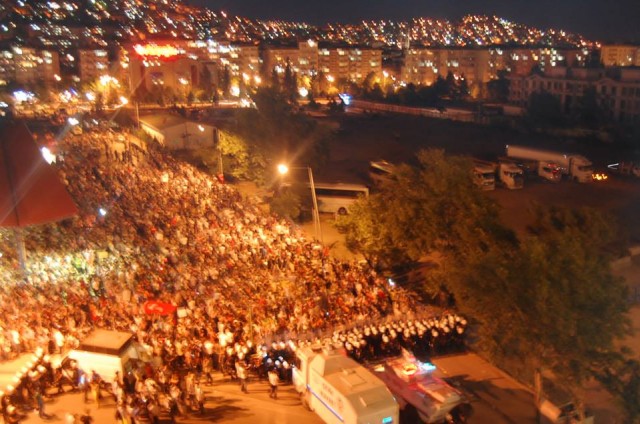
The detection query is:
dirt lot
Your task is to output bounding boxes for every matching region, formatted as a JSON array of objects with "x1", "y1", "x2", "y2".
[
  {"x1": 315, "y1": 111, "x2": 640, "y2": 244},
  {"x1": 313, "y1": 111, "x2": 640, "y2": 423}
]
